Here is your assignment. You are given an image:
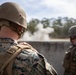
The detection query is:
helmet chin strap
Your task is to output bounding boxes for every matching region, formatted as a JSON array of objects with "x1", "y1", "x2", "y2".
[
  {"x1": 9, "y1": 21, "x2": 26, "y2": 38},
  {"x1": 0, "y1": 20, "x2": 26, "y2": 38},
  {"x1": 0, "y1": 20, "x2": 10, "y2": 27},
  {"x1": 0, "y1": 20, "x2": 10, "y2": 30}
]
